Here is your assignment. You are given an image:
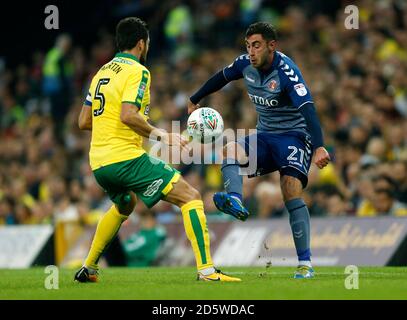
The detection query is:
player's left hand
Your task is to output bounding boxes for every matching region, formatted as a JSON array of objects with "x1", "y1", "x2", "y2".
[{"x1": 313, "y1": 146, "x2": 330, "y2": 169}]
